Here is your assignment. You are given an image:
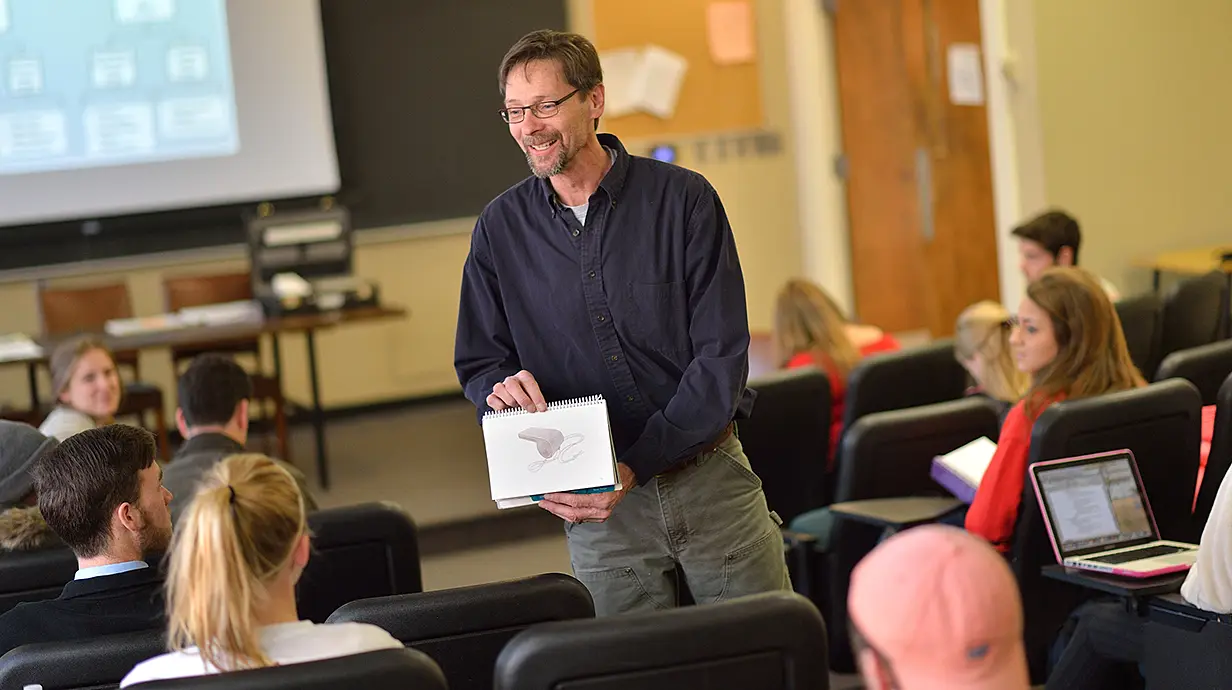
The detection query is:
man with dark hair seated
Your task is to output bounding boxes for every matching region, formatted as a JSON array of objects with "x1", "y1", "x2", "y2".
[
  {"x1": 1012, "y1": 209, "x2": 1120, "y2": 300},
  {"x1": 0, "y1": 424, "x2": 172, "y2": 655},
  {"x1": 0, "y1": 421, "x2": 61, "y2": 552},
  {"x1": 163, "y1": 354, "x2": 316, "y2": 523}
]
